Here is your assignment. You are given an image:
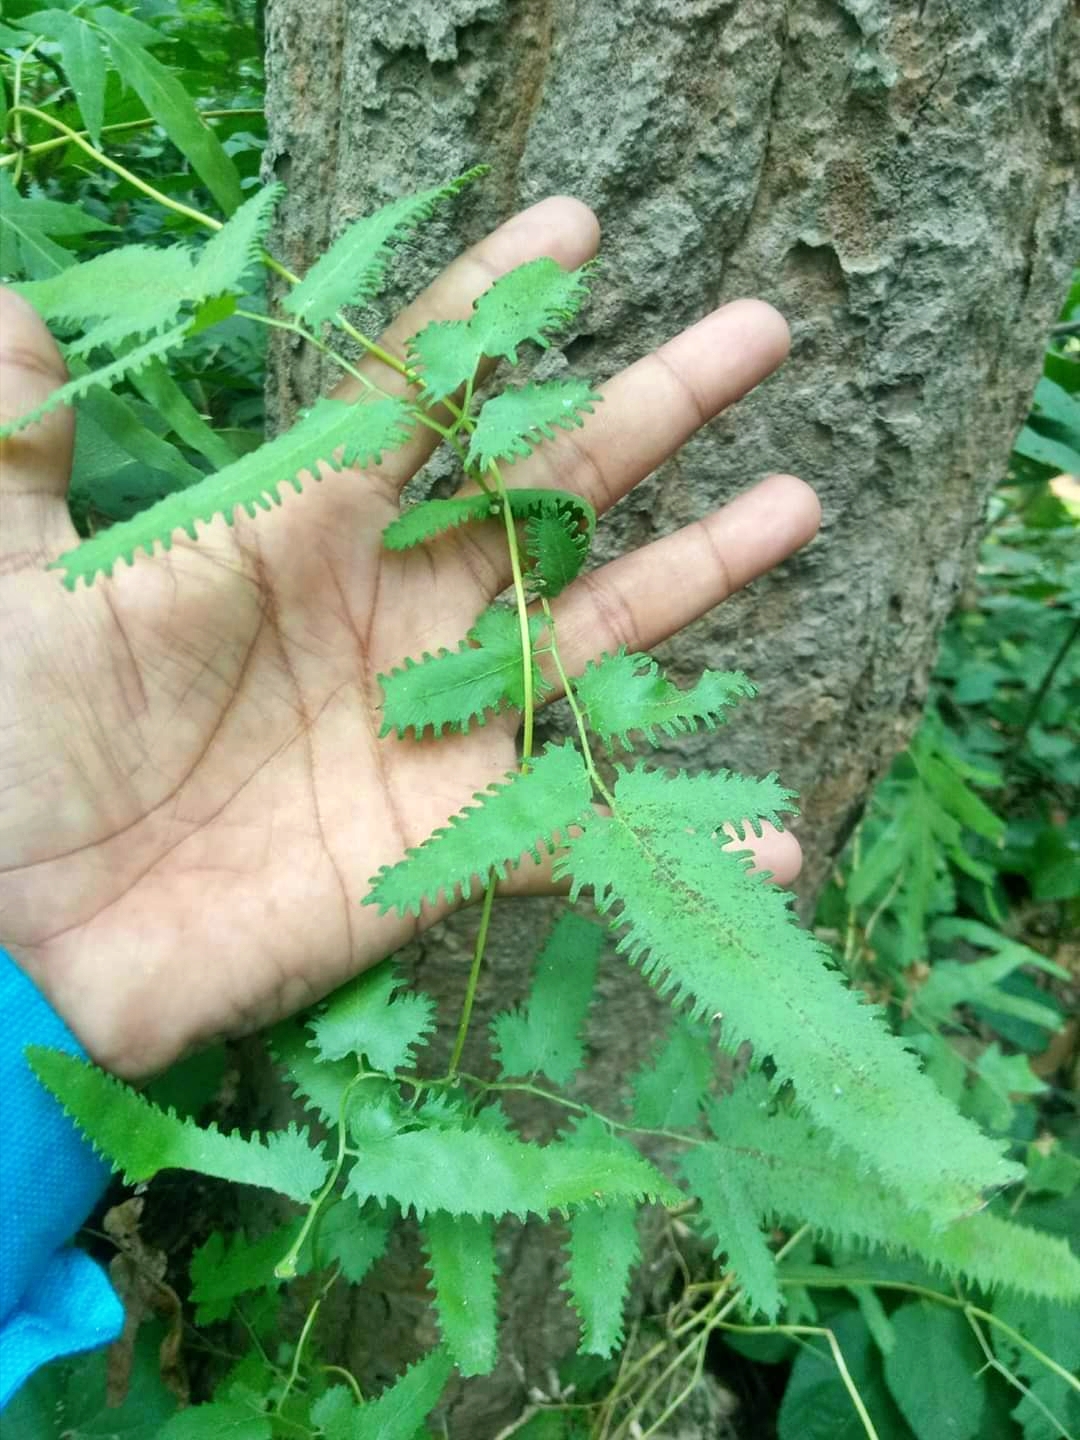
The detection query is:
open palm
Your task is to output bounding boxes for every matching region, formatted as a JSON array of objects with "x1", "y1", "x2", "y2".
[{"x1": 0, "y1": 198, "x2": 818, "y2": 1078}]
